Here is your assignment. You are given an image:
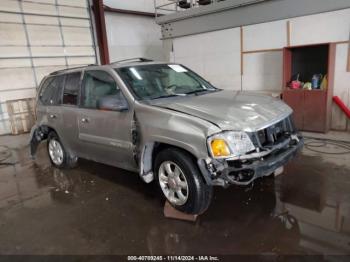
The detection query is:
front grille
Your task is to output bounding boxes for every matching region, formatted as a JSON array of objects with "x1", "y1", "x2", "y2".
[{"x1": 251, "y1": 116, "x2": 295, "y2": 148}]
